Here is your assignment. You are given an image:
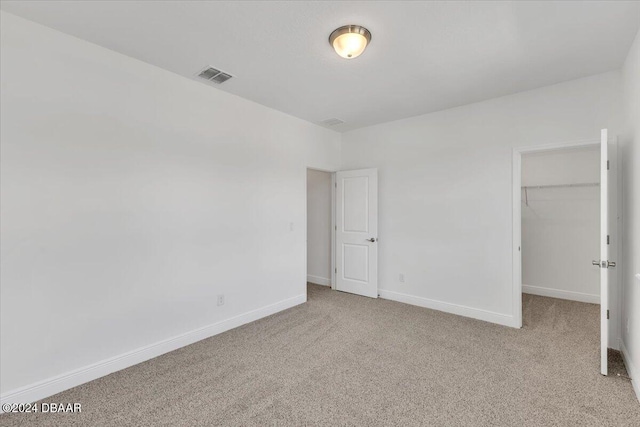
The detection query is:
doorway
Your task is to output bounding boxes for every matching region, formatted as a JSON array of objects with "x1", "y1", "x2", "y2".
[
  {"x1": 512, "y1": 134, "x2": 620, "y2": 375},
  {"x1": 306, "y1": 167, "x2": 379, "y2": 298},
  {"x1": 306, "y1": 169, "x2": 334, "y2": 288}
]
